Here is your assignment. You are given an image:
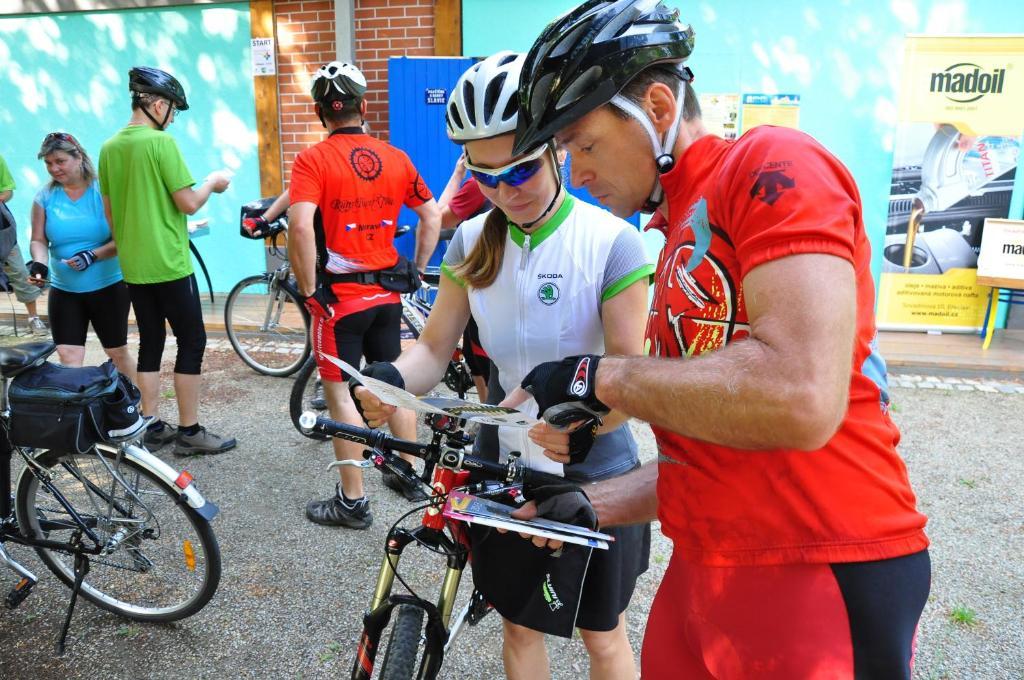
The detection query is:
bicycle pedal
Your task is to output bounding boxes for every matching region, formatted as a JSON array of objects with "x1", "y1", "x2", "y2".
[{"x1": 5, "y1": 577, "x2": 37, "y2": 609}]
